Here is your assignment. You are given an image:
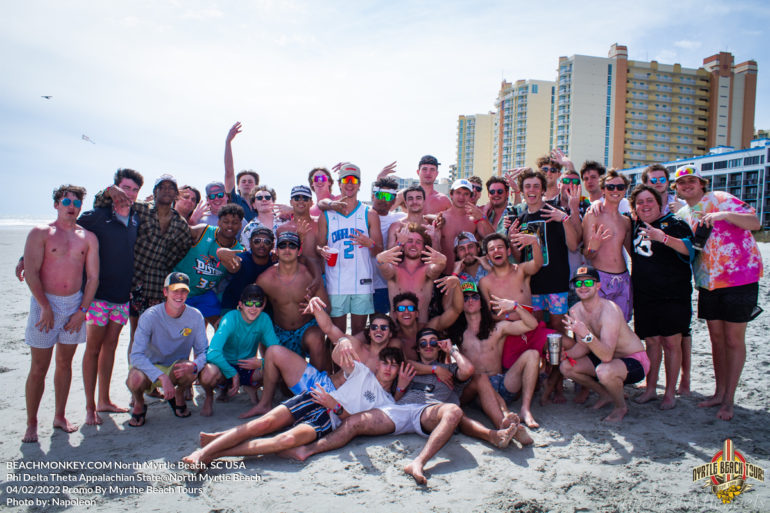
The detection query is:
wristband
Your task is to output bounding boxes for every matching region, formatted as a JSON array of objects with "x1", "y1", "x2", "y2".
[
  {"x1": 333, "y1": 403, "x2": 343, "y2": 415},
  {"x1": 192, "y1": 363, "x2": 198, "y2": 374},
  {"x1": 79, "y1": 306, "x2": 89, "y2": 314},
  {"x1": 662, "y1": 235, "x2": 669, "y2": 245},
  {"x1": 562, "y1": 213, "x2": 569, "y2": 222},
  {"x1": 395, "y1": 387, "x2": 403, "y2": 393},
  {"x1": 431, "y1": 365, "x2": 437, "y2": 374},
  {"x1": 451, "y1": 272, "x2": 459, "y2": 277}
]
